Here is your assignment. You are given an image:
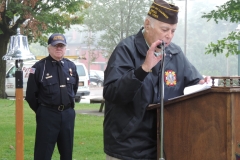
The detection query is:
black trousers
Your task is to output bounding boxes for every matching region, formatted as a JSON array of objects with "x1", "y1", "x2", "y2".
[{"x1": 34, "y1": 105, "x2": 75, "y2": 160}]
